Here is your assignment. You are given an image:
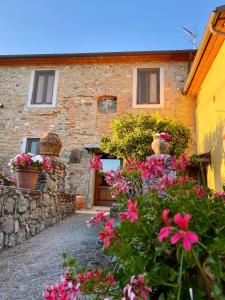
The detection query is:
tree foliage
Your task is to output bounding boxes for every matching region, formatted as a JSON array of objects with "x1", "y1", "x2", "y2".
[{"x1": 100, "y1": 113, "x2": 191, "y2": 161}]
